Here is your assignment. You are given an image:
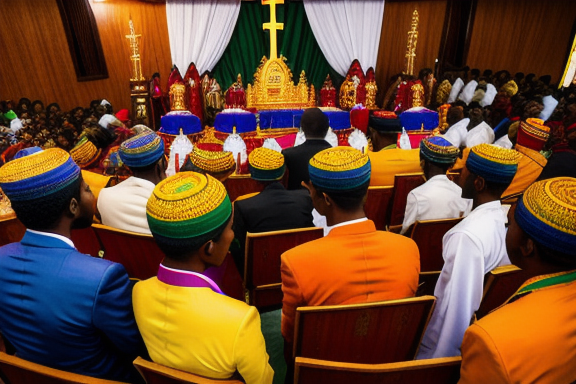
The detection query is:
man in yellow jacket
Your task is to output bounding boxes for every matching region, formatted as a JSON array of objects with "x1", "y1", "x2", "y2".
[
  {"x1": 133, "y1": 172, "x2": 273, "y2": 384},
  {"x1": 459, "y1": 177, "x2": 576, "y2": 383}
]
